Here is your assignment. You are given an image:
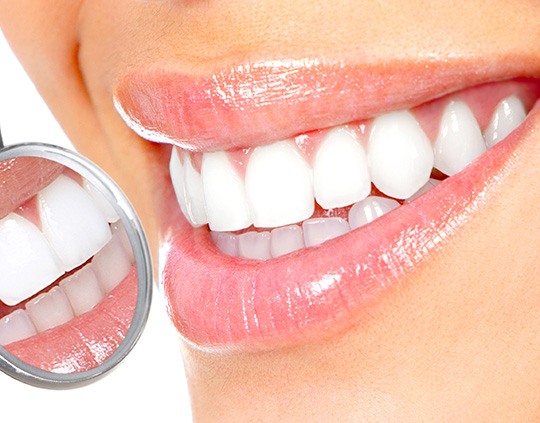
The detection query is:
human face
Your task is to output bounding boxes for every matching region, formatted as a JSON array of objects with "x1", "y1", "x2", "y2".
[{"x1": 1, "y1": 0, "x2": 539, "y2": 420}]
